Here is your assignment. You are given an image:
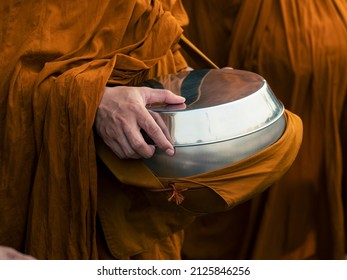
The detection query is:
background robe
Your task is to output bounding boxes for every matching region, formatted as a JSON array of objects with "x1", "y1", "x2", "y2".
[{"x1": 182, "y1": 0, "x2": 347, "y2": 259}]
